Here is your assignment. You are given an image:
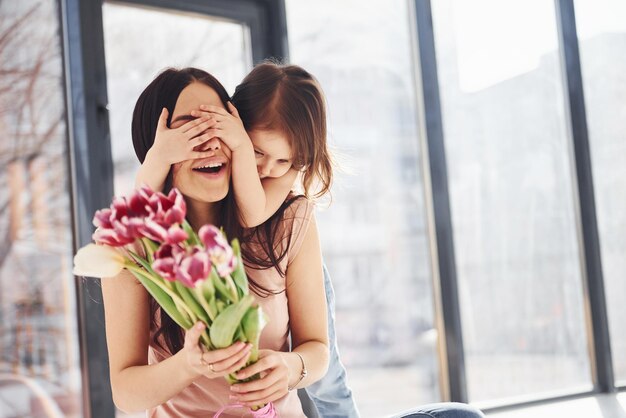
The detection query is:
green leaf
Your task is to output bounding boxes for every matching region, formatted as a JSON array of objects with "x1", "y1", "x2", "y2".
[
  {"x1": 127, "y1": 250, "x2": 157, "y2": 276},
  {"x1": 173, "y1": 281, "x2": 211, "y2": 326},
  {"x1": 128, "y1": 269, "x2": 192, "y2": 329},
  {"x1": 182, "y1": 220, "x2": 201, "y2": 246},
  {"x1": 193, "y1": 283, "x2": 216, "y2": 323},
  {"x1": 223, "y1": 274, "x2": 239, "y2": 303},
  {"x1": 210, "y1": 294, "x2": 255, "y2": 348},
  {"x1": 241, "y1": 306, "x2": 267, "y2": 363},
  {"x1": 230, "y1": 239, "x2": 249, "y2": 297},
  {"x1": 209, "y1": 296, "x2": 219, "y2": 319},
  {"x1": 211, "y1": 268, "x2": 236, "y2": 304},
  {"x1": 142, "y1": 238, "x2": 159, "y2": 261}
]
